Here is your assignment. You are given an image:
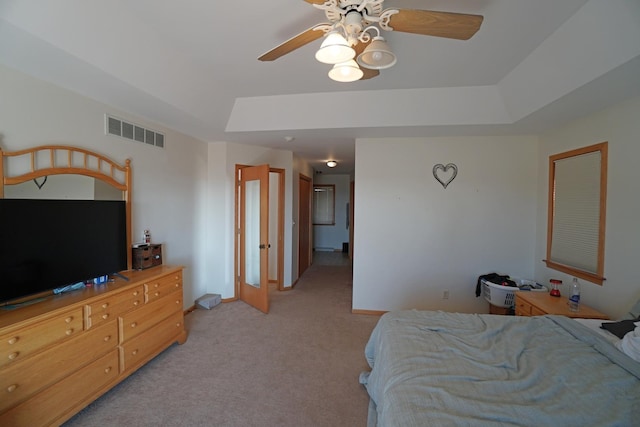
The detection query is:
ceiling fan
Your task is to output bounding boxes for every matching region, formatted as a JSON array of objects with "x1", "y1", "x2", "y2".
[{"x1": 258, "y1": 0, "x2": 483, "y2": 82}]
